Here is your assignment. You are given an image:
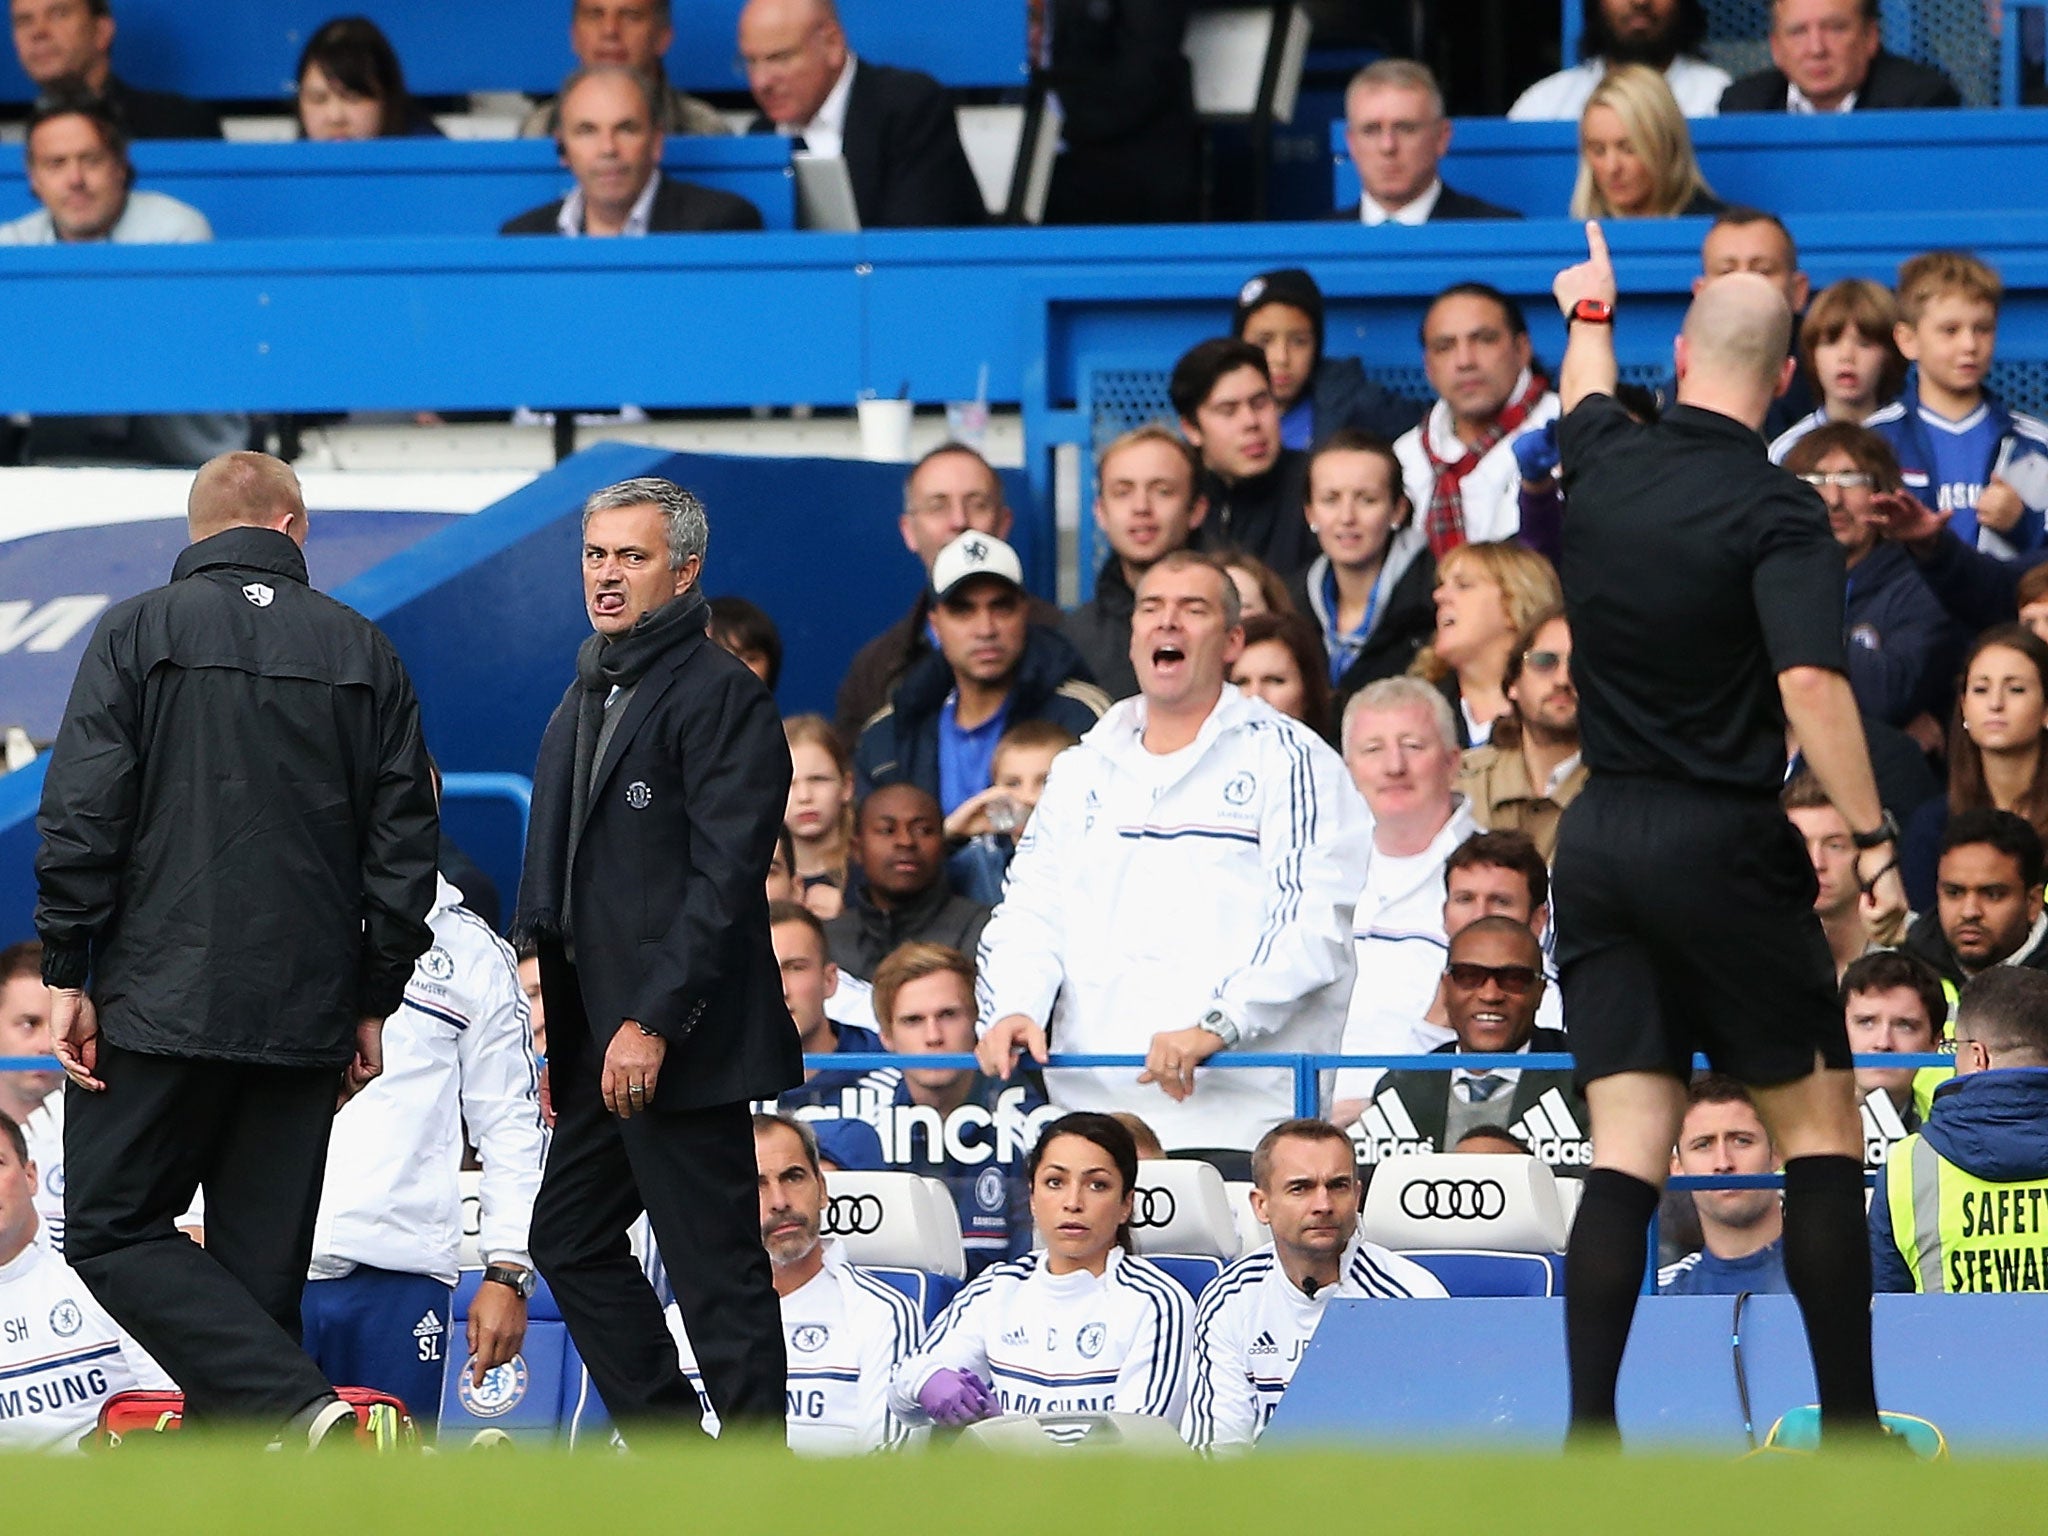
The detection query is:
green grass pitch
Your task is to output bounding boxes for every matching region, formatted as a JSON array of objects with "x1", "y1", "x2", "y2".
[{"x1": 0, "y1": 1438, "x2": 2019, "y2": 1535}]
